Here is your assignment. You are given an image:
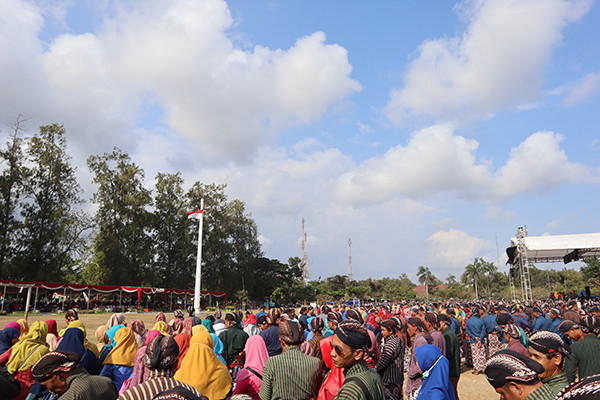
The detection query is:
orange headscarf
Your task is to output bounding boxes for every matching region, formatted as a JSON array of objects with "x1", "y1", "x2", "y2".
[
  {"x1": 174, "y1": 330, "x2": 232, "y2": 400},
  {"x1": 103, "y1": 327, "x2": 138, "y2": 366},
  {"x1": 174, "y1": 333, "x2": 191, "y2": 369}
]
